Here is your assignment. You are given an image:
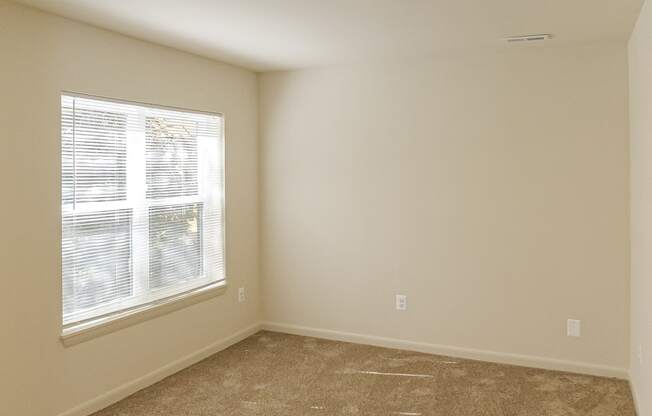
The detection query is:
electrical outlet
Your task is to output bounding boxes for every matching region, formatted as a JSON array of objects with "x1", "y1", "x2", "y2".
[
  {"x1": 395, "y1": 294, "x2": 407, "y2": 311},
  {"x1": 238, "y1": 287, "x2": 246, "y2": 303},
  {"x1": 567, "y1": 319, "x2": 581, "y2": 337},
  {"x1": 638, "y1": 344, "x2": 644, "y2": 365}
]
